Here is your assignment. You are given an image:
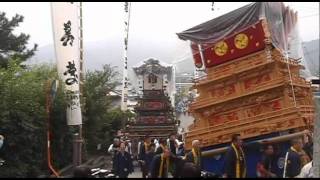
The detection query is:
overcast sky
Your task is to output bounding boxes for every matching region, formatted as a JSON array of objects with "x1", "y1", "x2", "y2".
[{"x1": 0, "y1": 2, "x2": 318, "y2": 49}]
